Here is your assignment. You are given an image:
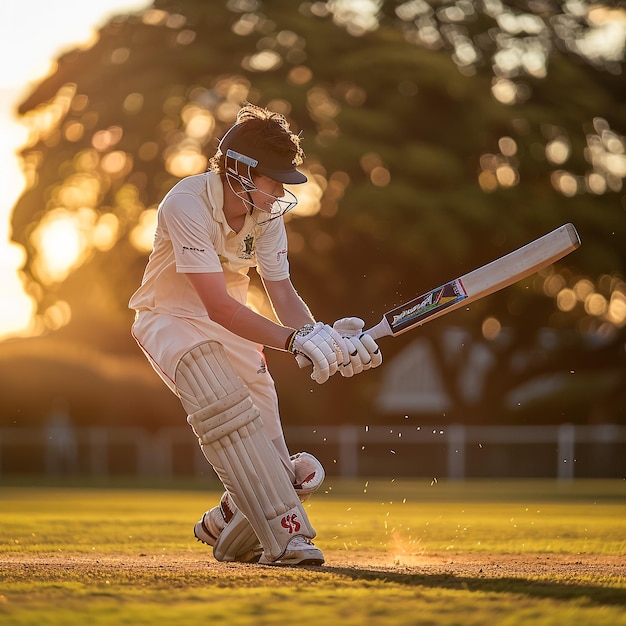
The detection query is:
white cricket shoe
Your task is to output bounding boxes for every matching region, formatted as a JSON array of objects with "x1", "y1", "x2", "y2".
[
  {"x1": 194, "y1": 495, "x2": 263, "y2": 563},
  {"x1": 258, "y1": 536, "x2": 324, "y2": 567},
  {"x1": 193, "y1": 507, "x2": 226, "y2": 547},
  {"x1": 194, "y1": 490, "x2": 237, "y2": 547}
]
